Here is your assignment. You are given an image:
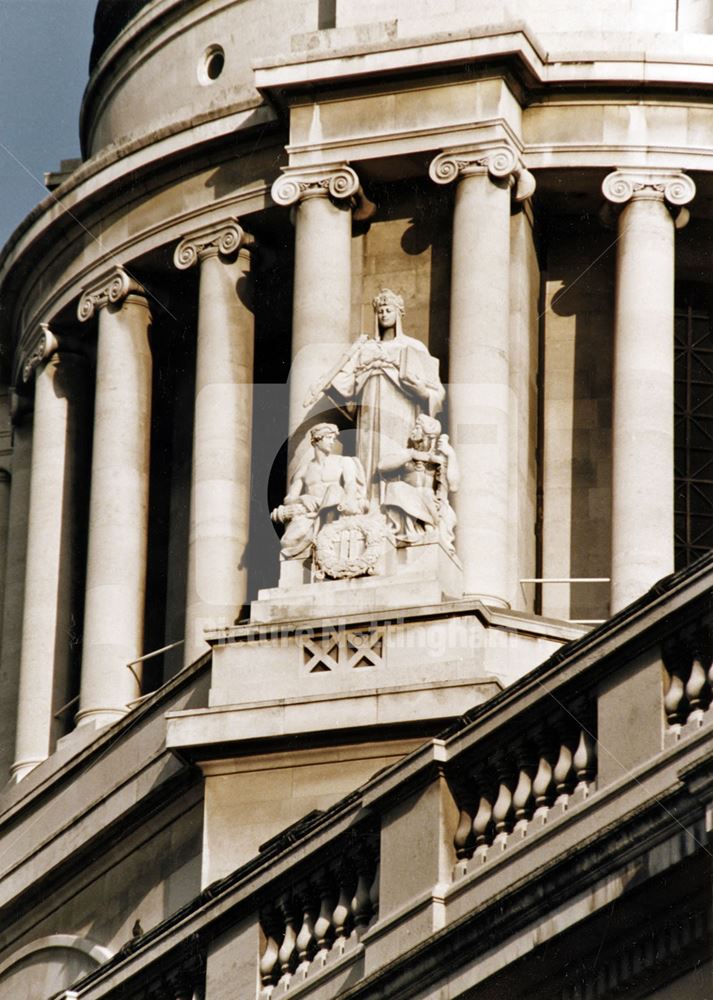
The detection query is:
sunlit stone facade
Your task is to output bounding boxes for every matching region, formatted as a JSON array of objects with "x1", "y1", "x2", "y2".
[{"x1": 0, "y1": 1, "x2": 712, "y2": 997}]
